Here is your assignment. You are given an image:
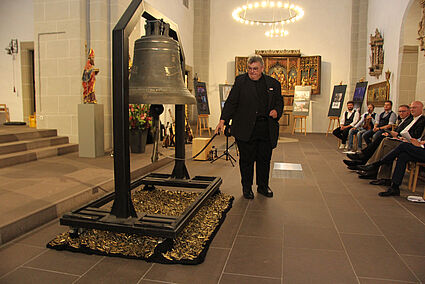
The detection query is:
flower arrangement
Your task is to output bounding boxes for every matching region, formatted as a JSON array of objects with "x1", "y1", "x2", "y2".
[{"x1": 129, "y1": 104, "x2": 152, "y2": 131}]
